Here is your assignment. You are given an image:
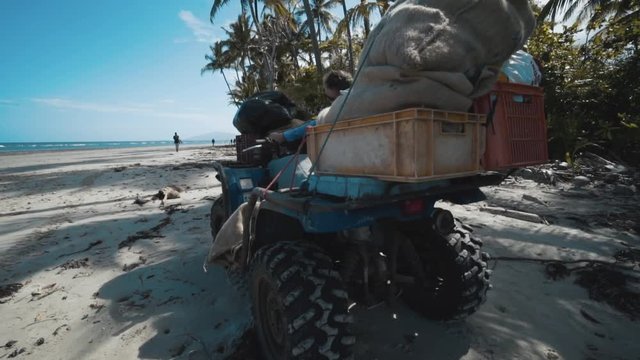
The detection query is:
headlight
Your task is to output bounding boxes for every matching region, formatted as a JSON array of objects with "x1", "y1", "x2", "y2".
[{"x1": 239, "y1": 178, "x2": 254, "y2": 190}]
